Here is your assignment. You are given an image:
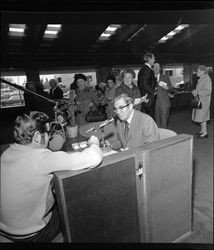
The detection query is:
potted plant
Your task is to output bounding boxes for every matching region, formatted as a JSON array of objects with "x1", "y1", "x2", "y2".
[{"x1": 66, "y1": 90, "x2": 78, "y2": 138}]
